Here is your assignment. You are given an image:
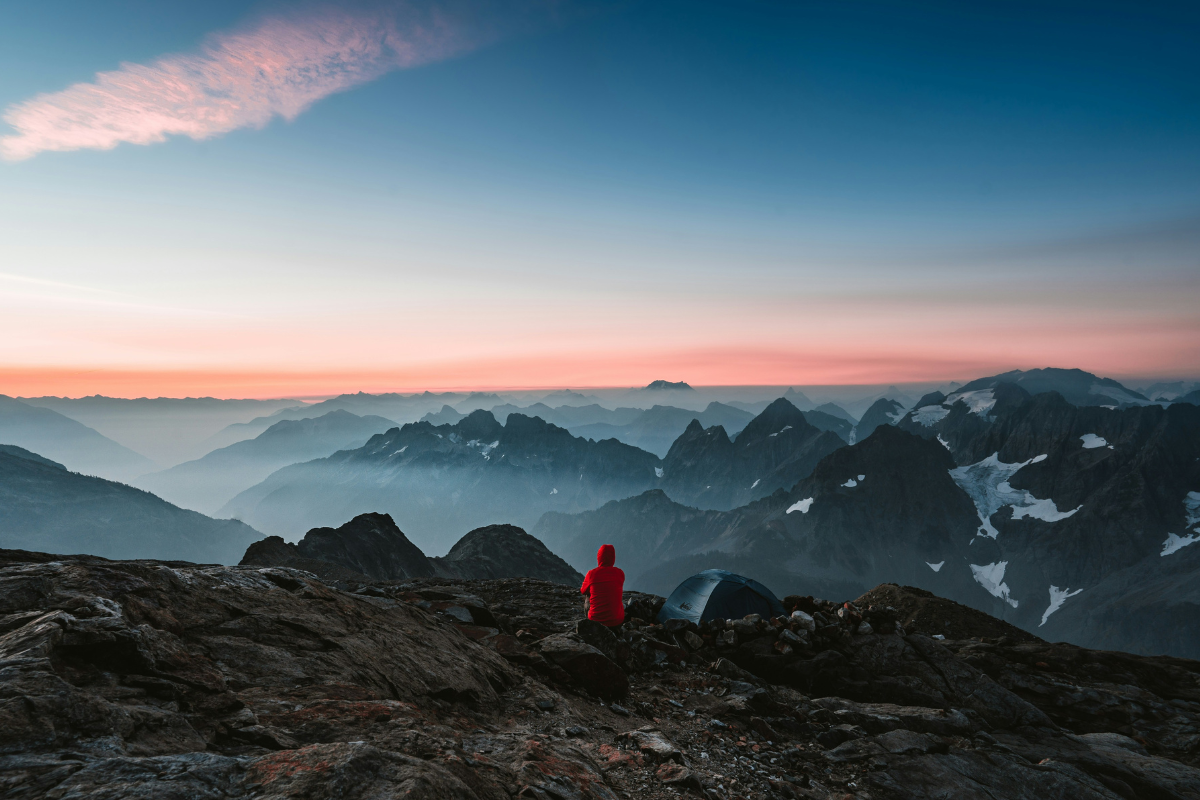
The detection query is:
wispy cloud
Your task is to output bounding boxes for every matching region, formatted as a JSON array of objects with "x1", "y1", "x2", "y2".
[{"x1": 0, "y1": 3, "x2": 481, "y2": 161}]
